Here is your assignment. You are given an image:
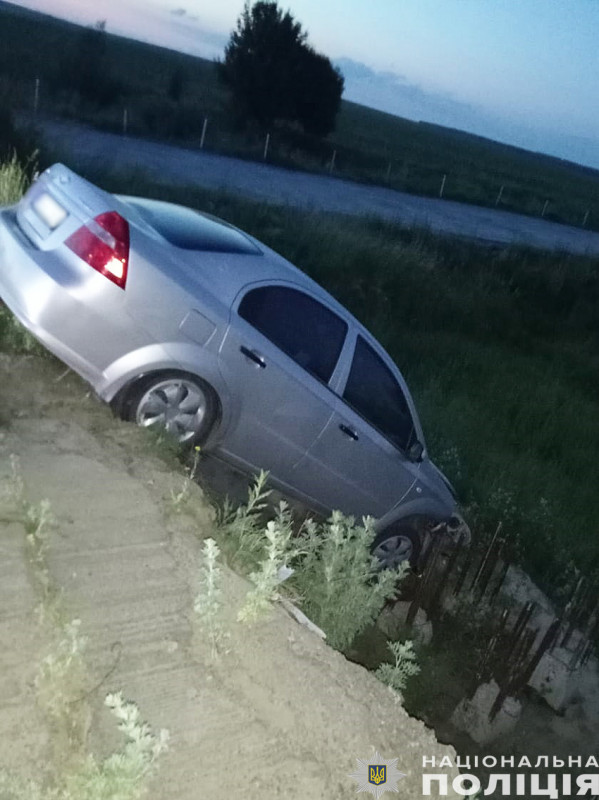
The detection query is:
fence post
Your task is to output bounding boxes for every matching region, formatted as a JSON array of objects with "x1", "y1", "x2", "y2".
[
  {"x1": 329, "y1": 149, "x2": 336, "y2": 174},
  {"x1": 200, "y1": 117, "x2": 208, "y2": 149},
  {"x1": 439, "y1": 173, "x2": 446, "y2": 198},
  {"x1": 495, "y1": 185, "x2": 504, "y2": 207},
  {"x1": 263, "y1": 132, "x2": 270, "y2": 161},
  {"x1": 33, "y1": 77, "x2": 40, "y2": 114},
  {"x1": 122, "y1": 108, "x2": 128, "y2": 136}
]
